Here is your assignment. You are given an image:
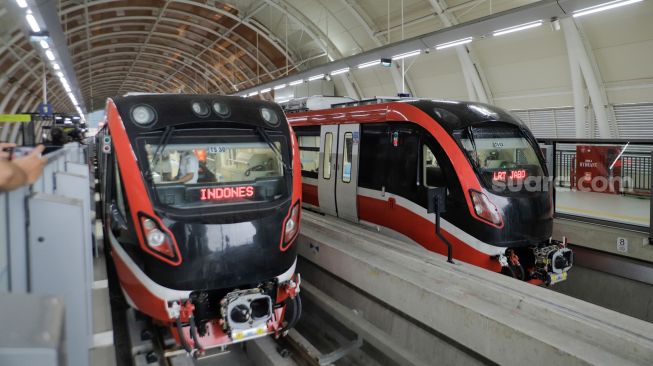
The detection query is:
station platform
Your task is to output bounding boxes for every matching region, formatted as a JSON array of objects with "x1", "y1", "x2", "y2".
[{"x1": 556, "y1": 189, "x2": 650, "y2": 227}]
